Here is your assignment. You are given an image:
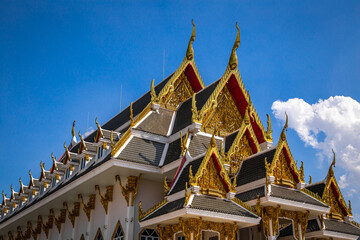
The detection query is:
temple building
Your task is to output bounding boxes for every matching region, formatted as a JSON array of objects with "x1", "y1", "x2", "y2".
[{"x1": 0, "y1": 21, "x2": 359, "y2": 240}]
